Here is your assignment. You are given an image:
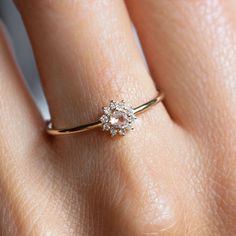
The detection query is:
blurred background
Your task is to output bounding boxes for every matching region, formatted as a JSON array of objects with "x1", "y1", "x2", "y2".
[{"x1": 0, "y1": 0, "x2": 49, "y2": 118}]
